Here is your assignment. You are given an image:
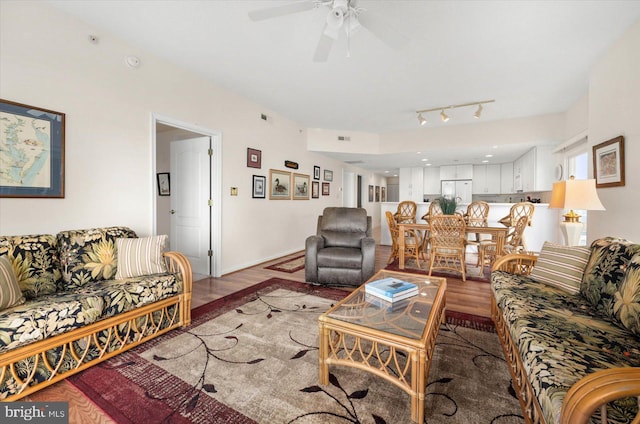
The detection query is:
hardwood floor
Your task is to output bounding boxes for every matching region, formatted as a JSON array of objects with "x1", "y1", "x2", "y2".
[
  {"x1": 24, "y1": 243, "x2": 493, "y2": 423},
  {"x1": 193, "y1": 244, "x2": 493, "y2": 318}
]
